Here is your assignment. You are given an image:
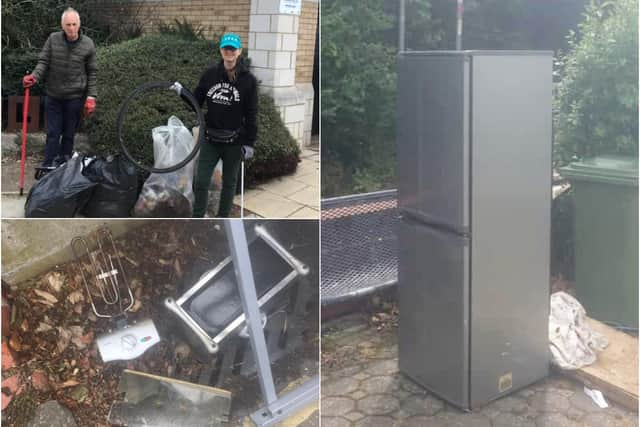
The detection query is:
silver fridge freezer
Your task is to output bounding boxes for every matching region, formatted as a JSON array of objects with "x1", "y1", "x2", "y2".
[{"x1": 397, "y1": 51, "x2": 552, "y2": 410}]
